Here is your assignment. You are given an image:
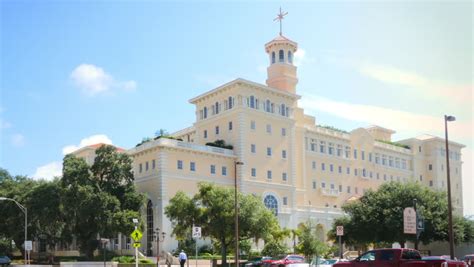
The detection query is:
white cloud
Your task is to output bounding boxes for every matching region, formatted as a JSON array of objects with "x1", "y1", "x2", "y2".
[
  {"x1": 300, "y1": 94, "x2": 472, "y2": 141},
  {"x1": 33, "y1": 161, "x2": 62, "y2": 180},
  {"x1": 70, "y1": 64, "x2": 137, "y2": 96},
  {"x1": 11, "y1": 133, "x2": 25, "y2": 147},
  {"x1": 357, "y1": 62, "x2": 472, "y2": 106},
  {"x1": 0, "y1": 118, "x2": 11, "y2": 129},
  {"x1": 294, "y1": 48, "x2": 306, "y2": 67},
  {"x1": 62, "y1": 134, "x2": 113, "y2": 155}
]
